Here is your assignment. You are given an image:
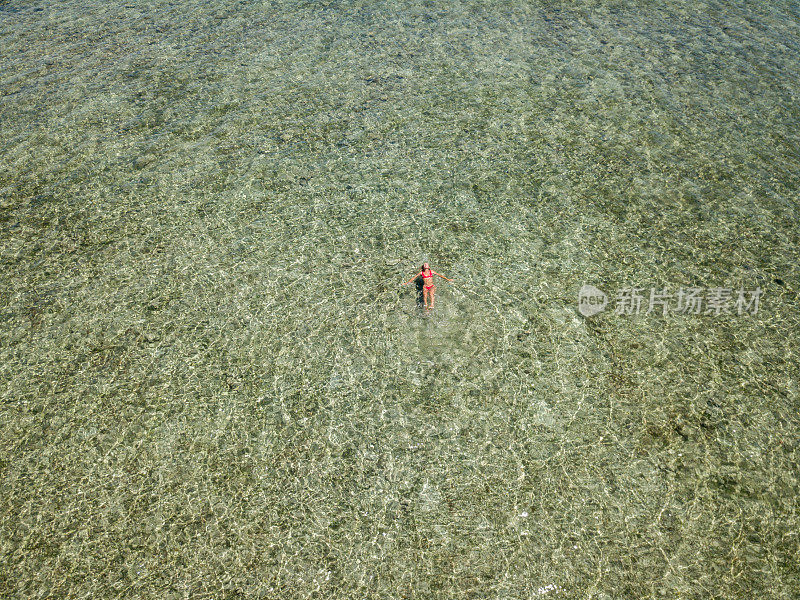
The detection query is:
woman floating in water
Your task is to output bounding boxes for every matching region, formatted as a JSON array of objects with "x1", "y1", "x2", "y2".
[{"x1": 404, "y1": 262, "x2": 452, "y2": 310}]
